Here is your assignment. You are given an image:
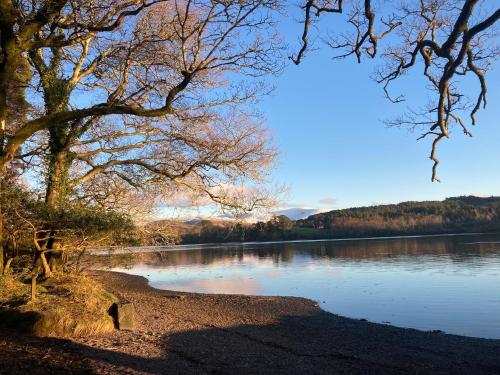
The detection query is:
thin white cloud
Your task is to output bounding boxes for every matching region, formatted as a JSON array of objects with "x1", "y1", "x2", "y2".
[{"x1": 318, "y1": 198, "x2": 337, "y2": 206}]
